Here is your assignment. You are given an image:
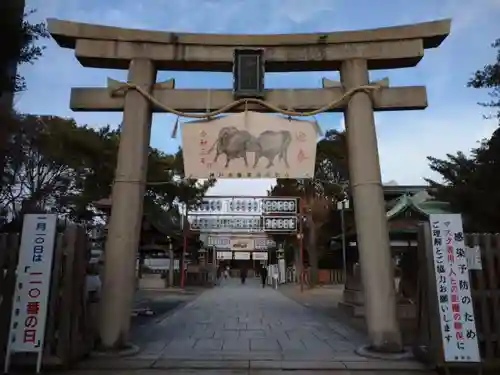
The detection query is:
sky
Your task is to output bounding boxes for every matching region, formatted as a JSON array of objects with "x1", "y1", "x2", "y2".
[{"x1": 18, "y1": 0, "x2": 500, "y2": 197}]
